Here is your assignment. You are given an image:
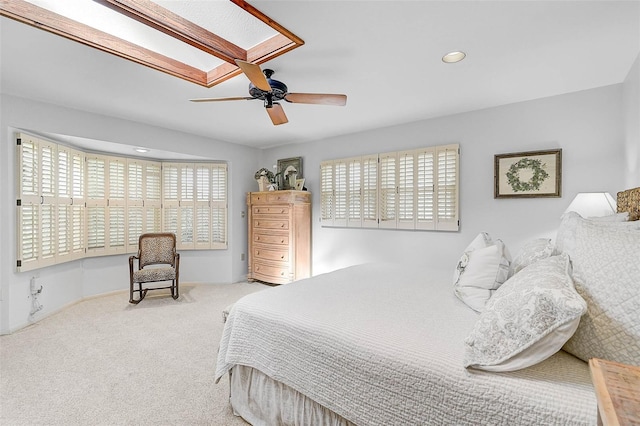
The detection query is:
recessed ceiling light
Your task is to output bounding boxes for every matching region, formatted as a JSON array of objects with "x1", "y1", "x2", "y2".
[
  {"x1": 442, "y1": 51, "x2": 466, "y2": 63},
  {"x1": 134, "y1": 147, "x2": 149, "y2": 153}
]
